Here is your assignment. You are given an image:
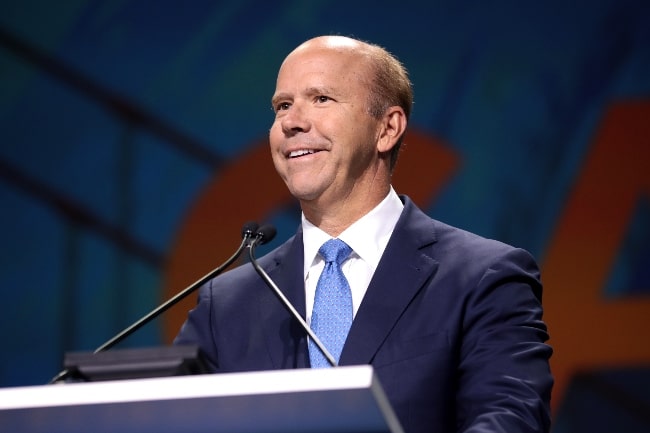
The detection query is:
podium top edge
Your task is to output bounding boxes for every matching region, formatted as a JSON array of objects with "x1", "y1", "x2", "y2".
[{"x1": 0, "y1": 365, "x2": 377, "y2": 410}]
